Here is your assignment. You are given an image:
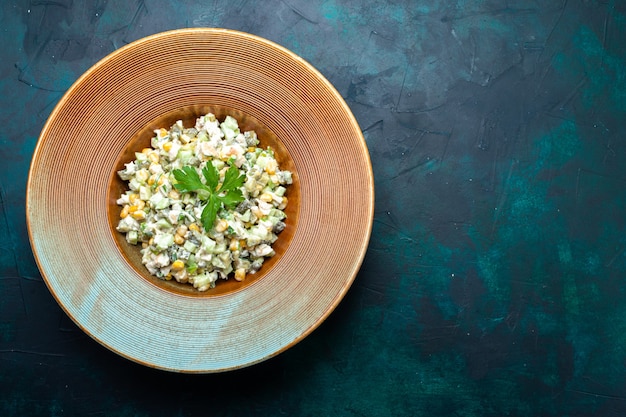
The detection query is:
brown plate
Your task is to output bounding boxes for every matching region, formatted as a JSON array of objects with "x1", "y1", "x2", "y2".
[{"x1": 26, "y1": 28, "x2": 374, "y2": 373}]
